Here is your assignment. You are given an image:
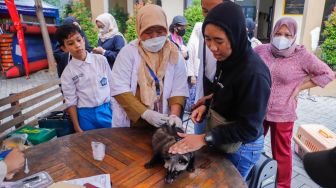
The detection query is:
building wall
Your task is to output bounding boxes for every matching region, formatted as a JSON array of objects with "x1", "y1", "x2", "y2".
[
  {"x1": 127, "y1": 0, "x2": 134, "y2": 16},
  {"x1": 109, "y1": 0, "x2": 128, "y2": 12},
  {"x1": 259, "y1": 0, "x2": 273, "y2": 13},
  {"x1": 301, "y1": 0, "x2": 326, "y2": 52},
  {"x1": 89, "y1": 0, "x2": 108, "y2": 20},
  {"x1": 273, "y1": 0, "x2": 303, "y2": 43},
  {"x1": 257, "y1": 0, "x2": 274, "y2": 39},
  {"x1": 161, "y1": 0, "x2": 185, "y2": 26}
]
